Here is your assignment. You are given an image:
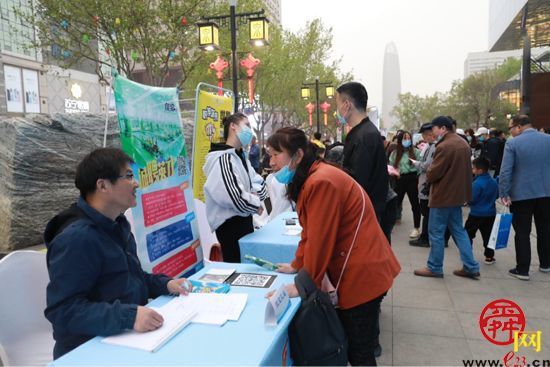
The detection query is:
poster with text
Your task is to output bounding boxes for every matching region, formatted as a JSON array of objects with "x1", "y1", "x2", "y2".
[
  {"x1": 114, "y1": 74, "x2": 203, "y2": 278},
  {"x1": 192, "y1": 87, "x2": 233, "y2": 201},
  {"x1": 4, "y1": 65, "x2": 23, "y2": 113},
  {"x1": 22, "y1": 69, "x2": 40, "y2": 113}
]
